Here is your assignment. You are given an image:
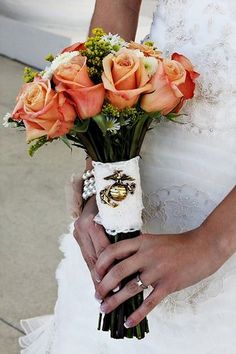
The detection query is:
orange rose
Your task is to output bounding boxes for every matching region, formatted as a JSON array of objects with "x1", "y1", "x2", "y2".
[
  {"x1": 53, "y1": 55, "x2": 105, "y2": 119},
  {"x1": 61, "y1": 42, "x2": 86, "y2": 53},
  {"x1": 141, "y1": 58, "x2": 187, "y2": 114},
  {"x1": 12, "y1": 79, "x2": 76, "y2": 142},
  {"x1": 102, "y1": 48, "x2": 153, "y2": 109},
  {"x1": 171, "y1": 53, "x2": 199, "y2": 102}
]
